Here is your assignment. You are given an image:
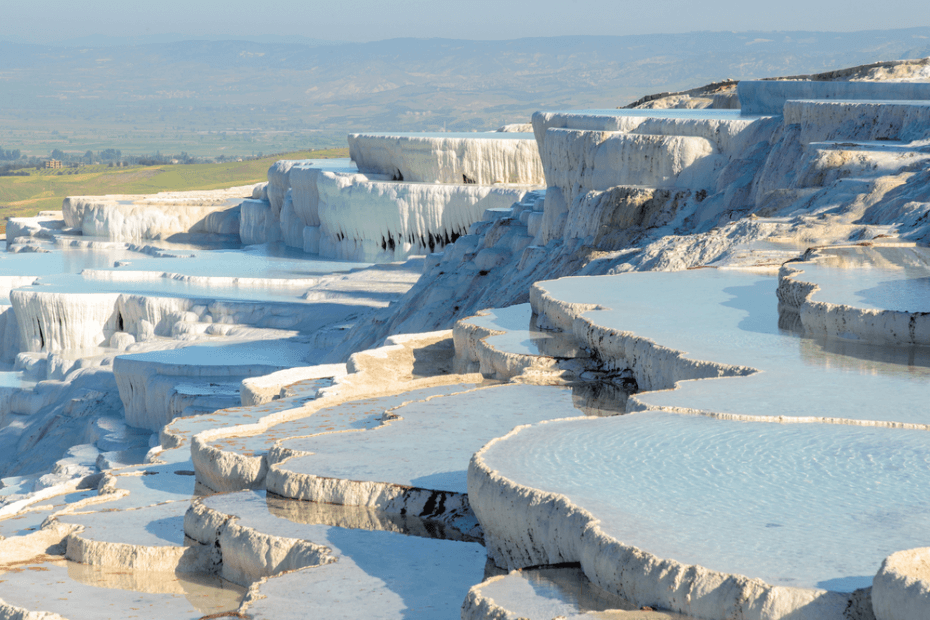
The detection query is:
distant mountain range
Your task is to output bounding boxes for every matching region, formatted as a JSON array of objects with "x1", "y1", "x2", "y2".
[{"x1": 1, "y1": 28, "x2": 928, "y2": 144}]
